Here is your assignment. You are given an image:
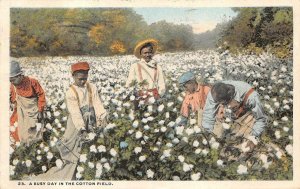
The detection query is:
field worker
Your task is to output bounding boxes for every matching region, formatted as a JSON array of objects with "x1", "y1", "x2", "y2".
[
  {"x1": 9, "y1": 60, "x2": 46, "y2": 145},
  {"x1": 126, "y1": 39, "x2": 166, "y2": 99},
  {"x1": 178, "y1": 71, "x2": 211, "y2": 125},
  {"x1": 35, "y1": 62, "x2": 107, "y2": 180},
  {"x1": 202, "y1": 81, "x2": 267, "y2": 150}
]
